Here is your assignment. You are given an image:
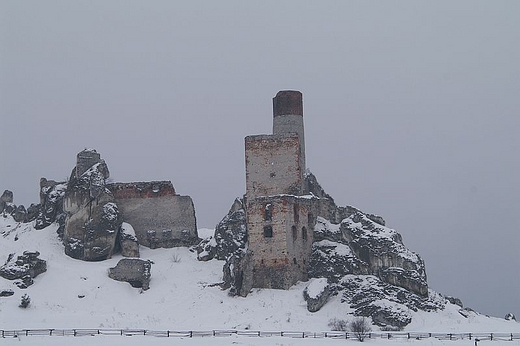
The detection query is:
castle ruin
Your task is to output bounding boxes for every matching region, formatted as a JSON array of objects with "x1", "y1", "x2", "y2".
[{"x1": 245, "y1": 91, "x2": 317, "y2": 289}]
